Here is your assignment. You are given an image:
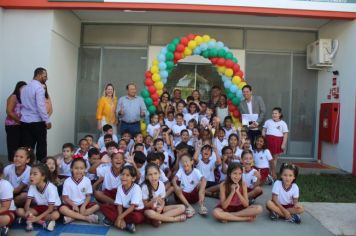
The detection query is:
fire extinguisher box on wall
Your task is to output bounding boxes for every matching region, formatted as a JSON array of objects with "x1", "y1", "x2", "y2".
[{"x1": 319, "y1": 103, "x2": 340, "y2": 144}]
